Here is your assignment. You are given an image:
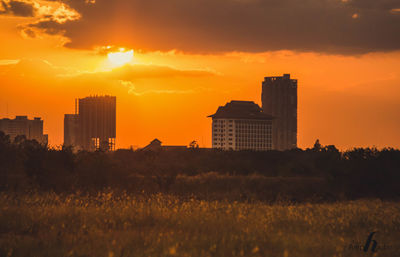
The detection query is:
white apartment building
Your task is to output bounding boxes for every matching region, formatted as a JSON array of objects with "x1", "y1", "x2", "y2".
[{"x1": 208, "y1": 101, "x2": 273, "y2": 151}]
